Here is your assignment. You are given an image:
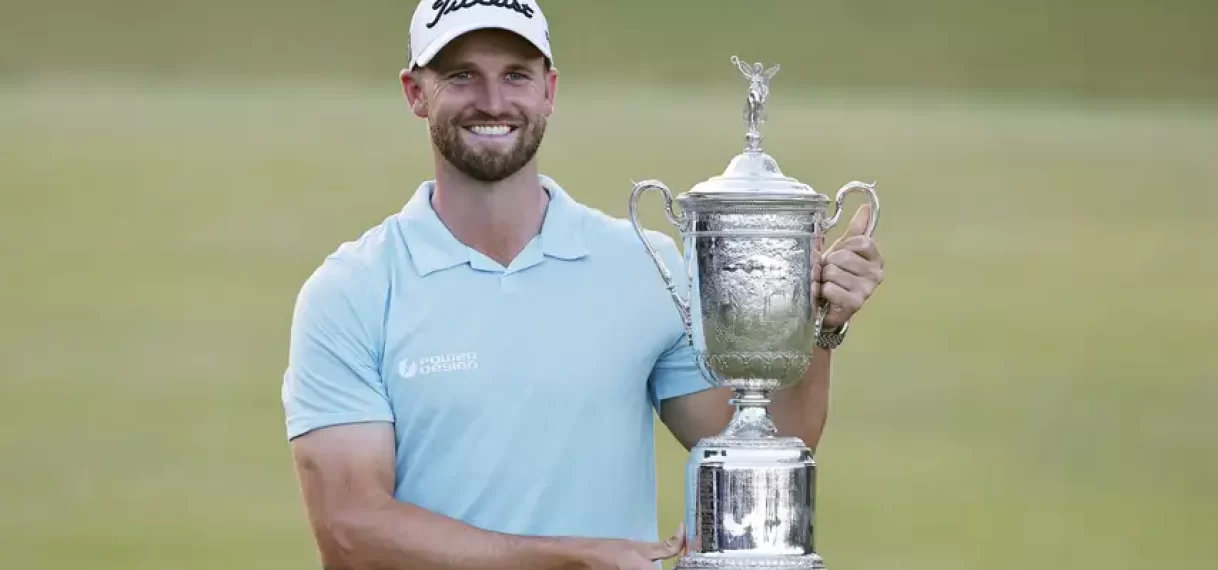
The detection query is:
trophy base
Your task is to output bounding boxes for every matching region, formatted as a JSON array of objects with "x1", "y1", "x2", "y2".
[
  {"x1": 675, "y1": 553, "x2": 826, "y2": 569},
  {"x1": 680, "y1": 393, "x2": 823, "y2": 567}
]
